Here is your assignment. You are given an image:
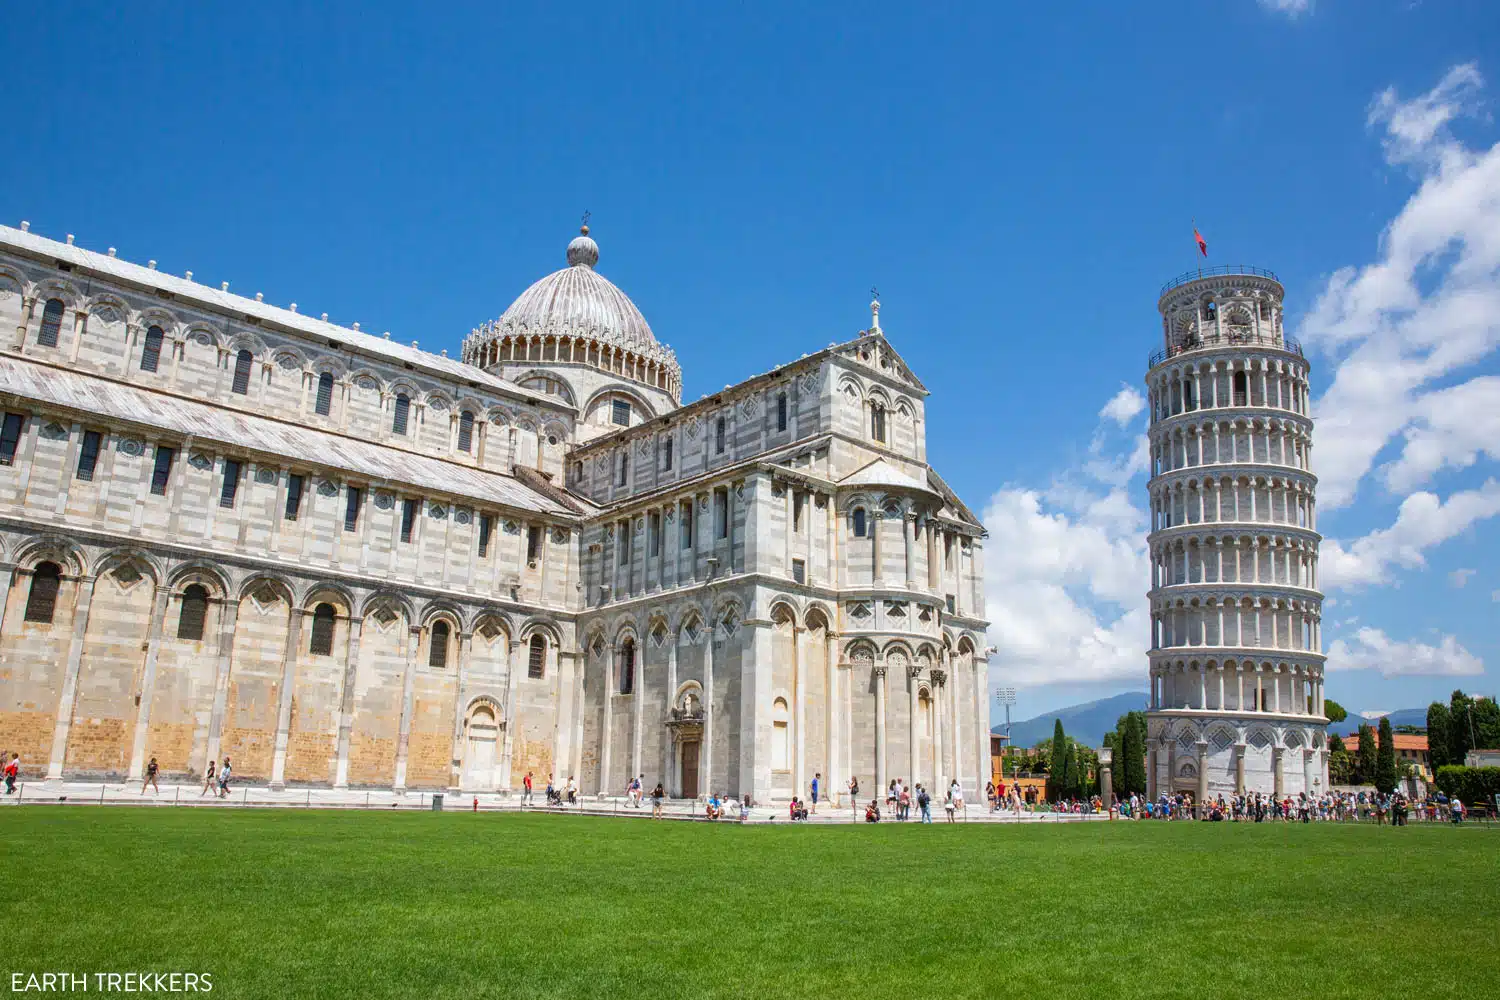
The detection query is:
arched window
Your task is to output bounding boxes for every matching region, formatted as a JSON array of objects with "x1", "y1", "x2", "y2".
[
  {"x1": 314, "y1": 372, "x2": 334, "y2": 416},
  {"x1": 392, "y1": 393, "x2": 410, "y2": 436},
  {"x1": 527, "y1": 634, "x2": 546, "y2": 678},
  {"x1": 715, "y1": 417, "x2": 726, "y2": 454},
  {"x1": 1183, "y1": 380, "x2": 1195, "y2": 411},
  {"x1": 429, "y1": 620, "x2": 451, "y2": 668},
  {"x1": 231, "y1": 349, "x2": 254, "y2": 395},
  {"x1": 1204, "y1": 300, "x2": 1217, "y2": 321},
  {"x1": 23, "y1": 561, "x2": 61, "y2": 624},
  {"x1": 1233, "y1": 371, "x2": 1248, "y2": 405},
  {"x1": 870, "y1": 403, "x2": 887, "y2": 443},
  {"x1": 618, "y1": 637, "x2": 635, "y2": 695},
  {"x1": 852, "y1": 507, "x2": 867, "y2": 537},
  {"x1": 772, "y1": 697, "x2": 790, "y2": 771},
  {"x1": 308, "y1": 603, "x2": 336, "y2": 655},
  {"x1": 176, "y1": 584, "x2": 210, "y2": 641},
  {"x1": 139, "y1": 326, "x2": 165, "y2": 372},
  {"x1": 777, "y1": 392, "x2": 788, "y2": 432},
  {"x1": 38, "y1": 299, "x2": 64, "y2": 348},
  {"x1": 457, "y1": 411, "x2": 474, "y2": 453}
]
